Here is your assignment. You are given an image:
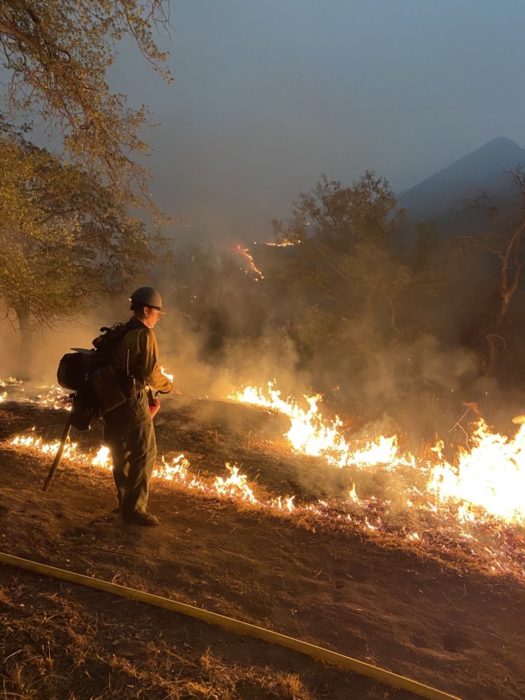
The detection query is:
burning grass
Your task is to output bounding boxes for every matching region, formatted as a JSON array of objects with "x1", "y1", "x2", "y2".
[
  {"x1": 1, "y1": 390, "x2": 524, "y2": 700},
  {"x1": 5, "y1": 427, "x2": 525, "y2": 581},
  {"x1": 0, "y1": 377, "x2": 69, "y2": 411},
  {"x1": 4, "y1": 377, "x2": 525, "y2": 580}
]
